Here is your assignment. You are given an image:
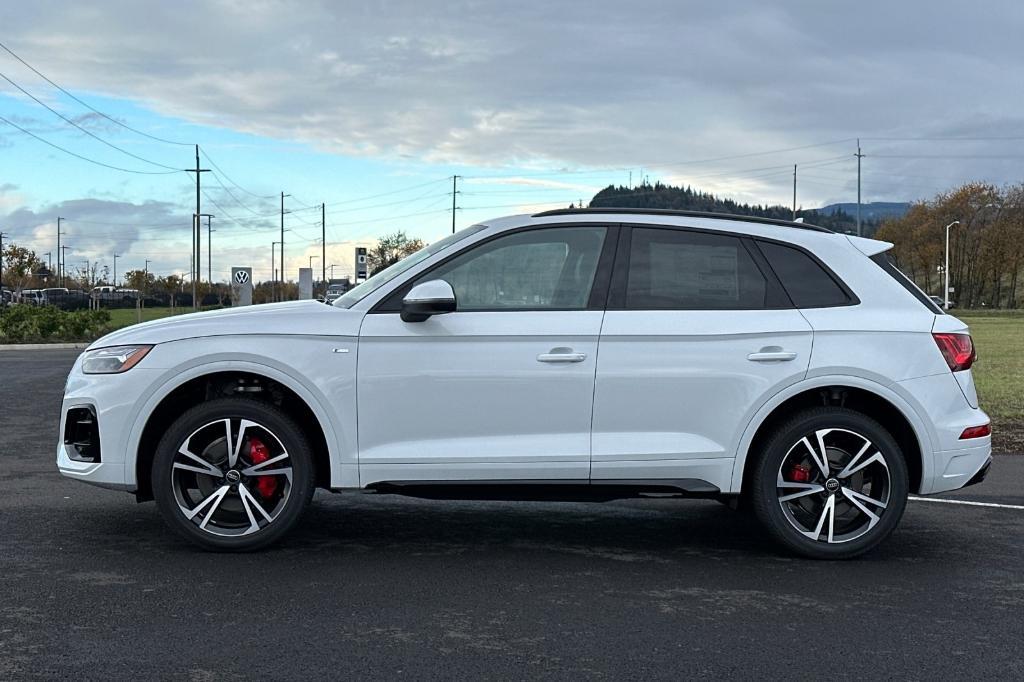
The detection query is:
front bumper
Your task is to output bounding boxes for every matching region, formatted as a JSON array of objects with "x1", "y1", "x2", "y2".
[{"x1": 57, "y1": 353, "x2": 164, "y2": 492}]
